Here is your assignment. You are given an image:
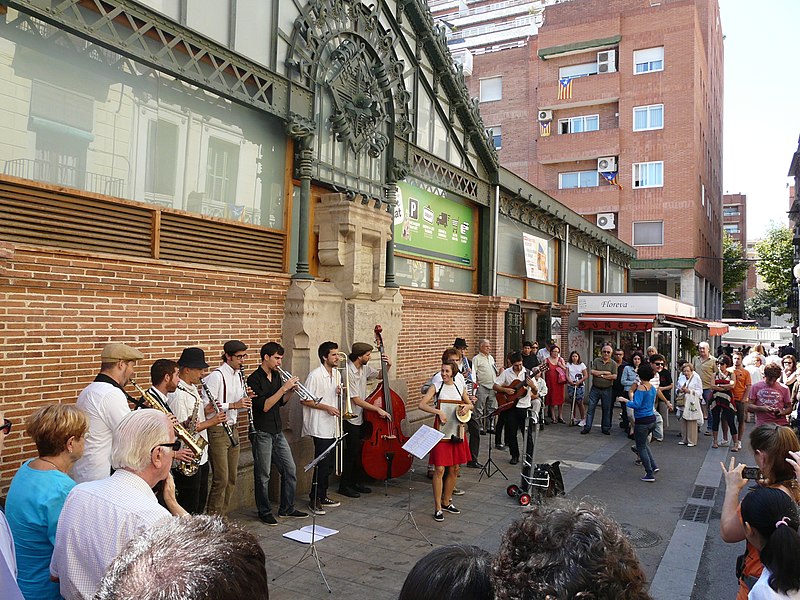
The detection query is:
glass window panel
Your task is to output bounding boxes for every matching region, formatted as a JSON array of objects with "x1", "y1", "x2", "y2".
[
  {"x1": 559, "y1": 173, "x2": 579, "y2": 189},
  {"x1": 497, "y1": 217, "x2": 555, "y2": 283},
  {"x1": 434, "y1": 264, "x2": 473, "y2": 292},
  {"x1": 633, "y1": 108, "x2": 648, "y2": 131},
  {"x1": 479, "y1": 77, "x2": 502, "y2": 102},
  {"x1": 566, "y1": 246, "x2": 597, "y2": 291},
  {"x1": 649, "y1": 105, "x2": 663, "y2": 128},
  {"x1": 395, "y1": 256, "x2": 430, "y2": 288},
  {"x1": 633, "y1": 162, "x2": 663, "y2": 188},
  {"x1": 579, "y1": 171, "x2": 599, "y2": 187},
  {"x1": 607, "y1": 262, "x2": 626, "y2": 293},
  {"x1": 585, "y1": 115, "x2": 599, "y2": 131},
  {"x1": 559, "y1": 62, "x2": 598, "y2": 79},
  {"x1": 525, "y1": 281, "x2": 555, "y2": 302},
  {"x1": 633, "y1": 221, "x2": 664, "y2": 246},
  {"x1": 497, "y1": 275, "x2": 524, "y2": 298},
  {"x1": 571, "y1": 117, "x2": 584, "y2": 133},
  {"x1": 633, "y1": 47, "x2": 664, "y2": 74}
]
